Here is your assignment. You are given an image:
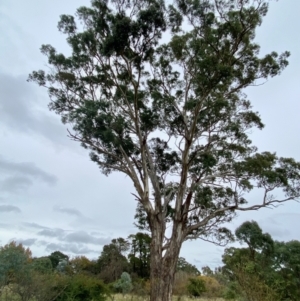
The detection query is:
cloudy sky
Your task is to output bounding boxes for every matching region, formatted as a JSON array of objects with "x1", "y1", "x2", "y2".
[{"x1": 0, "y1": 0, "x2": 299, "y2": 269}]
